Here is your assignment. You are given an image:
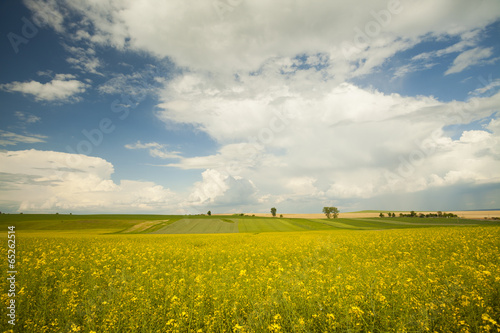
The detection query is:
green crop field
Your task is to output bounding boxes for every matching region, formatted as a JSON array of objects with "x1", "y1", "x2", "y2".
[
  {"x1": 152, "y1": 218, "x2": 239, "y2": 234},
  {"x1": 1, "y1": 214, "x2": 500, "y2": 332},
  {"x1": 1, "y1": 214, "x2": 498, "y2": 234}
]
